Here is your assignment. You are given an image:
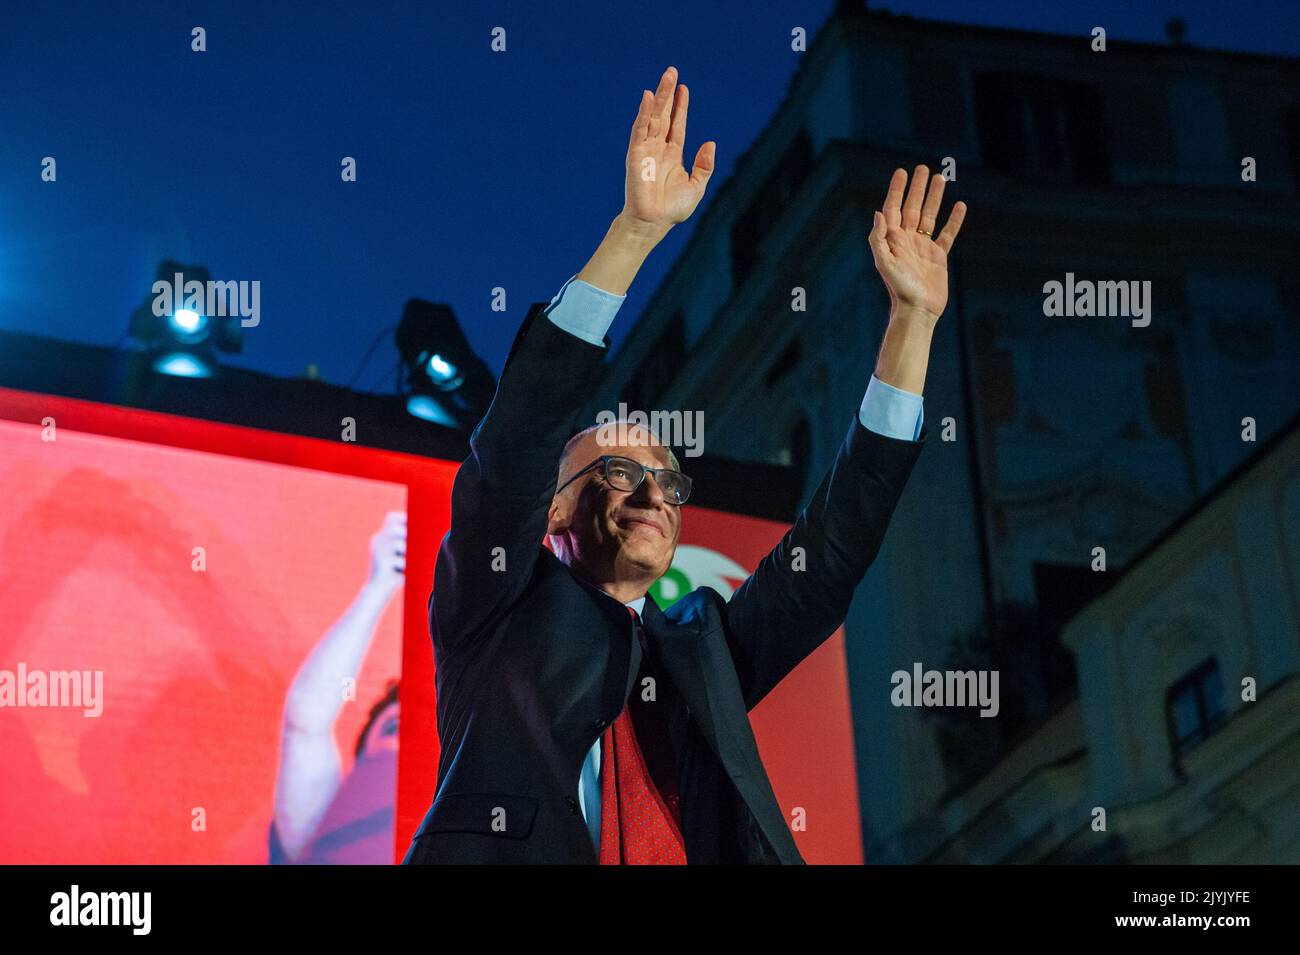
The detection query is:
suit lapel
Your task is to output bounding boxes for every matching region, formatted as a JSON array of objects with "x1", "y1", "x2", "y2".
[
  {"x1": 572, "y1": 571, "x2": 643, "y2": 718},
  {"x1": 639, "y1": 595, "x2": 712, "y2": 732},
  {"x1": 640, "y1": 596, "x2": 756, "y2": 783},
  {"x1": 641, "y1": 593, "x2": 803, "y2": 865}
]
